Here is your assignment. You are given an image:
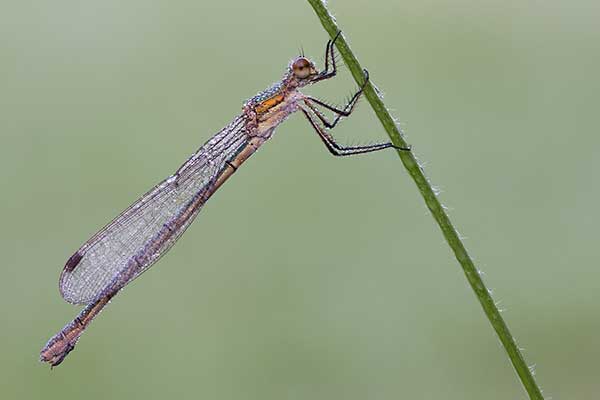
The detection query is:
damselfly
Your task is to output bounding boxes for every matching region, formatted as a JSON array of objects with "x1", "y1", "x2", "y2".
[{"x1": 40, "y1": 32, "x2": 409, "y2": 367}]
